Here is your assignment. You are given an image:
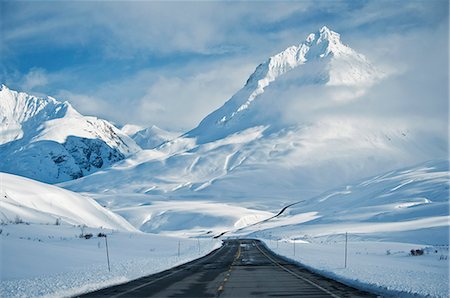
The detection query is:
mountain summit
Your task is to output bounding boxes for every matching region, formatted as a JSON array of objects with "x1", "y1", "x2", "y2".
[{"x1": 187, "y1": 27, "x2": 380, "y2": 143}]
